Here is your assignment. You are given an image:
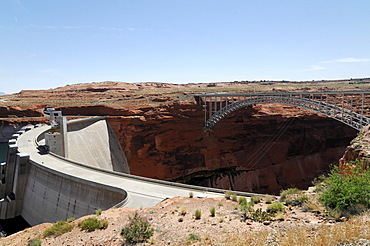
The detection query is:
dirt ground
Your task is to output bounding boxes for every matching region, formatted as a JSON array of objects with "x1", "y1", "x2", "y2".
[{"x1": 0, "y1": 187, "x2": 346, "y2": 246}]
